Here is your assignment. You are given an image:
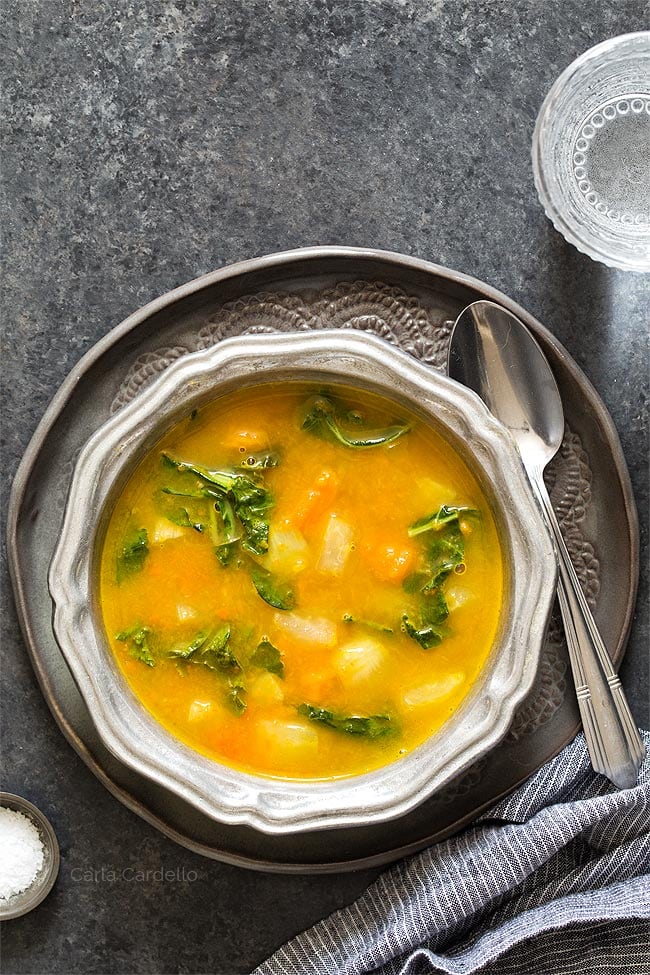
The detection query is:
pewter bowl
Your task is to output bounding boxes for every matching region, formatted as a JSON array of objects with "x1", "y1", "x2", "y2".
[{"x1": 48, "y1": 330, "x2": 556, "y2": 834}]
